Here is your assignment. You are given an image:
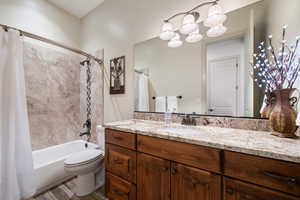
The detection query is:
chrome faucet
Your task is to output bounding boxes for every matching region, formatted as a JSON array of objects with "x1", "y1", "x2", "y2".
[{"x1": 180, "y1": 114, "x2": 197, "y2": 126}]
